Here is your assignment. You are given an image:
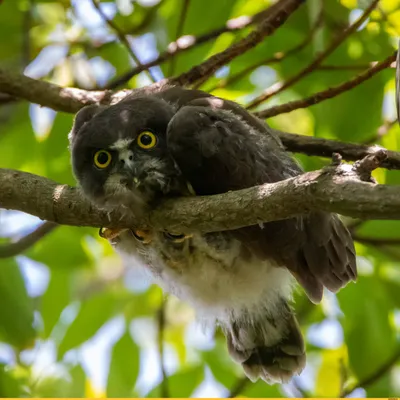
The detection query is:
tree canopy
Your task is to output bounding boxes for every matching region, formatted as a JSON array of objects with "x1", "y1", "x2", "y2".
[{"x1": 1, "y1": 0, "x2": 400, "y2": 397}]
